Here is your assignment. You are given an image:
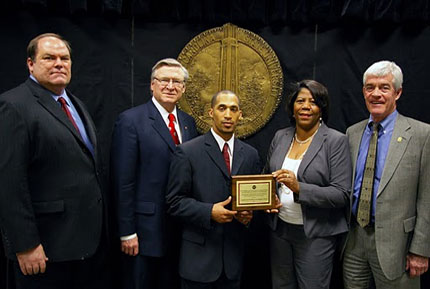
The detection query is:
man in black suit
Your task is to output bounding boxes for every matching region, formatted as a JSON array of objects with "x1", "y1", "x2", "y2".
[
  {"x1": 0, "y1": 33, "x2": 106, "y2": 289},
  {"x1": 166, "y1": 90, "x2": 261, "y2": 289}
]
